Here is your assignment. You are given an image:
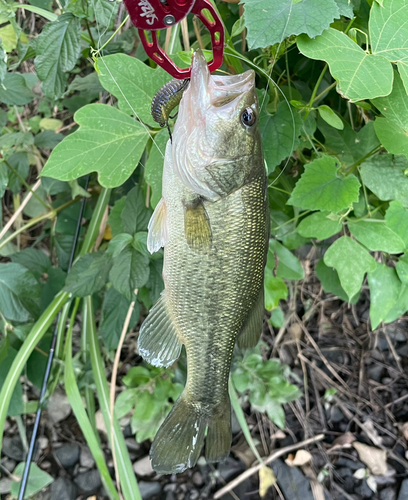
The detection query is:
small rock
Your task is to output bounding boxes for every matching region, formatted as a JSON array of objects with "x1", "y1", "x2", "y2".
[
  {"x1": 80, "y1": 446, "x2": 95, "y2": 469},
  {"x1": 74, "y1": 470, "x2": 102, "y2": 494},
  {"x1": 218, "y1": 457, "x2": 245, "y2": 481},
  {"x1": 2, "y1": 436, "x2": 24, "y2": 461},
  {"x1": 367, "y1": 364, "x2": 383, "y2": 383},
  {"x1": 398, "y1": 479, "x2": 408, "y2": 500},
  {"x1": 335, "y1": 467, "x2": 352, "y2": 478},
  {"x1": 380, "y1": 486, "x2": 397, "y2": 500},
  {"x1": 125, "y1": 437, "x2": 140, "y2": 452},
  {"x1": 55, "y1": 443, "x2": 80, "y2": 468},
  {"x1": 139, "y1": 481, "x2": 162, "y2": 499},
  {"x1": 328, "y1": 405, "x2": 344, "y2": 423},
  {"x1": 337, "y1": 457, "x2": 365, "y2": 471},
  {"x1": 0, "y1": 478, "x2": 12, "y2": 495},
  {"x1": 47, "y1": 390, "x2": 71, "y2": 424},
  {"x1": 166, "y1": 492, "x2": 176, "y2": 500},
  {"x1": 38, "y1": 436, "x2": 49, "y2": 450},
  {"x1": 192, "y1": 471, "x2": 203, "y2": 486},
  {"x1": 50, "y1": 477, "x2": 77, "y2": 500},
  {"x1": 355, "y1": 480, "x2": 374, "y2": 499},
  {"x1": 133, "y1": 456, "x2": 154, "y2": 477}
]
